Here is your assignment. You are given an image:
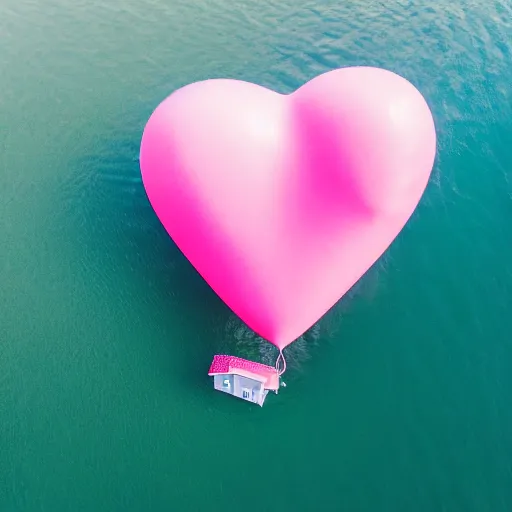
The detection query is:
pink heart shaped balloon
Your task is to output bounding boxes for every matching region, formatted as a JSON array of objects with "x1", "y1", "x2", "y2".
[{"x1": 140, "y1": 66, "x2": 436, "y2": 350}]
